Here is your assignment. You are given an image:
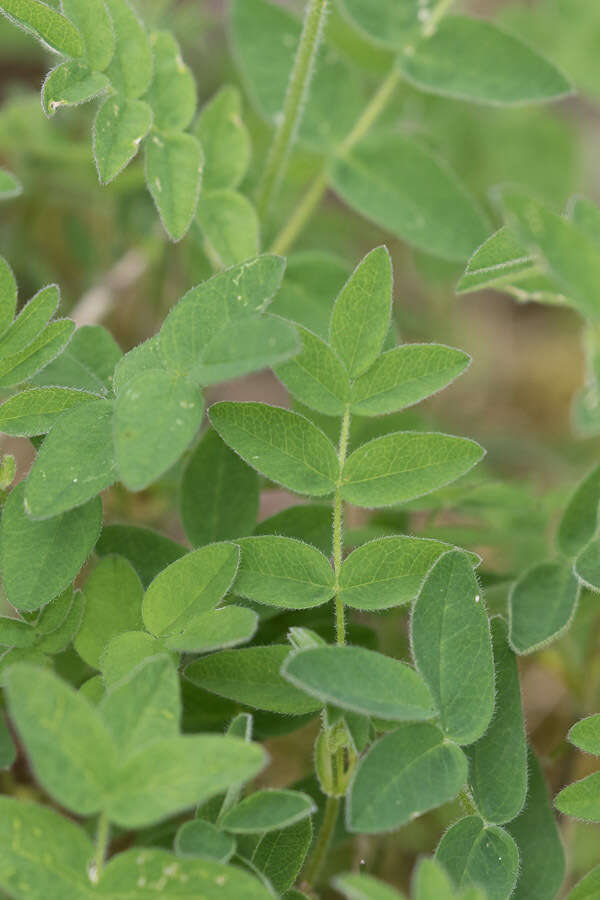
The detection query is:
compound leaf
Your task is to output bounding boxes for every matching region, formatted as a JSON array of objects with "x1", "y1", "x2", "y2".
[
  {"x1": 274, "y1": 325, "x2": 350, "y2": 416},
  {"x1": 0, "y1": 386, "x2": 97, "y2": 436}
]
